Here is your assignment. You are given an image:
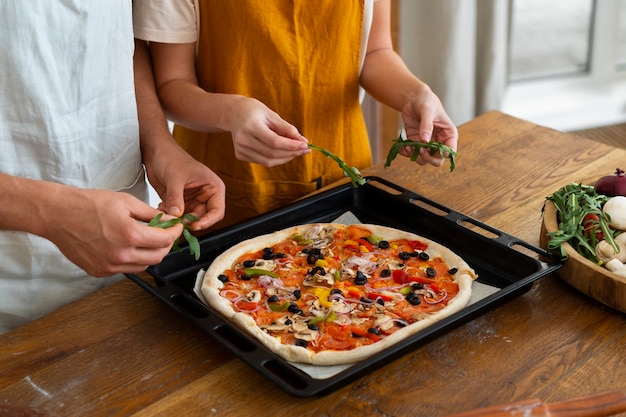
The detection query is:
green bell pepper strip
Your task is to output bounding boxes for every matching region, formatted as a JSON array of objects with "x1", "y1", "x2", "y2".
[
  {"x1": 243, "y1": 268, "x2": 279, "y2": 278},
  {"x1": 268, "y1": 301, "x2": 290, "y2": 312}
]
